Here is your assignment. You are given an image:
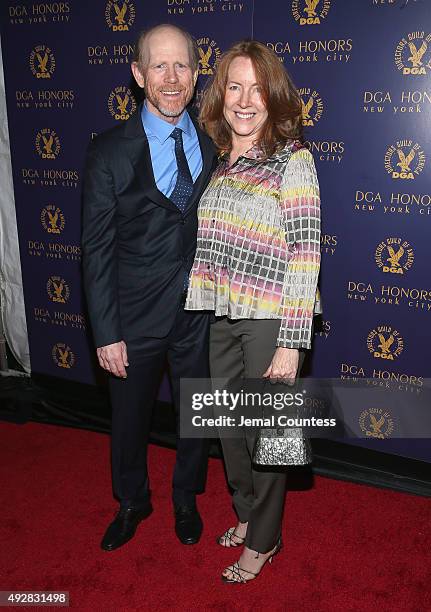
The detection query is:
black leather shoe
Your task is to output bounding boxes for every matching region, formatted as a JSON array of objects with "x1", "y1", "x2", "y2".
[
  {"x1": 174, "y1": 505, "x2": 203, "y2": 545},
  {"x1": 101, "y1": 504, "x2": 153, "y2": 551}
]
